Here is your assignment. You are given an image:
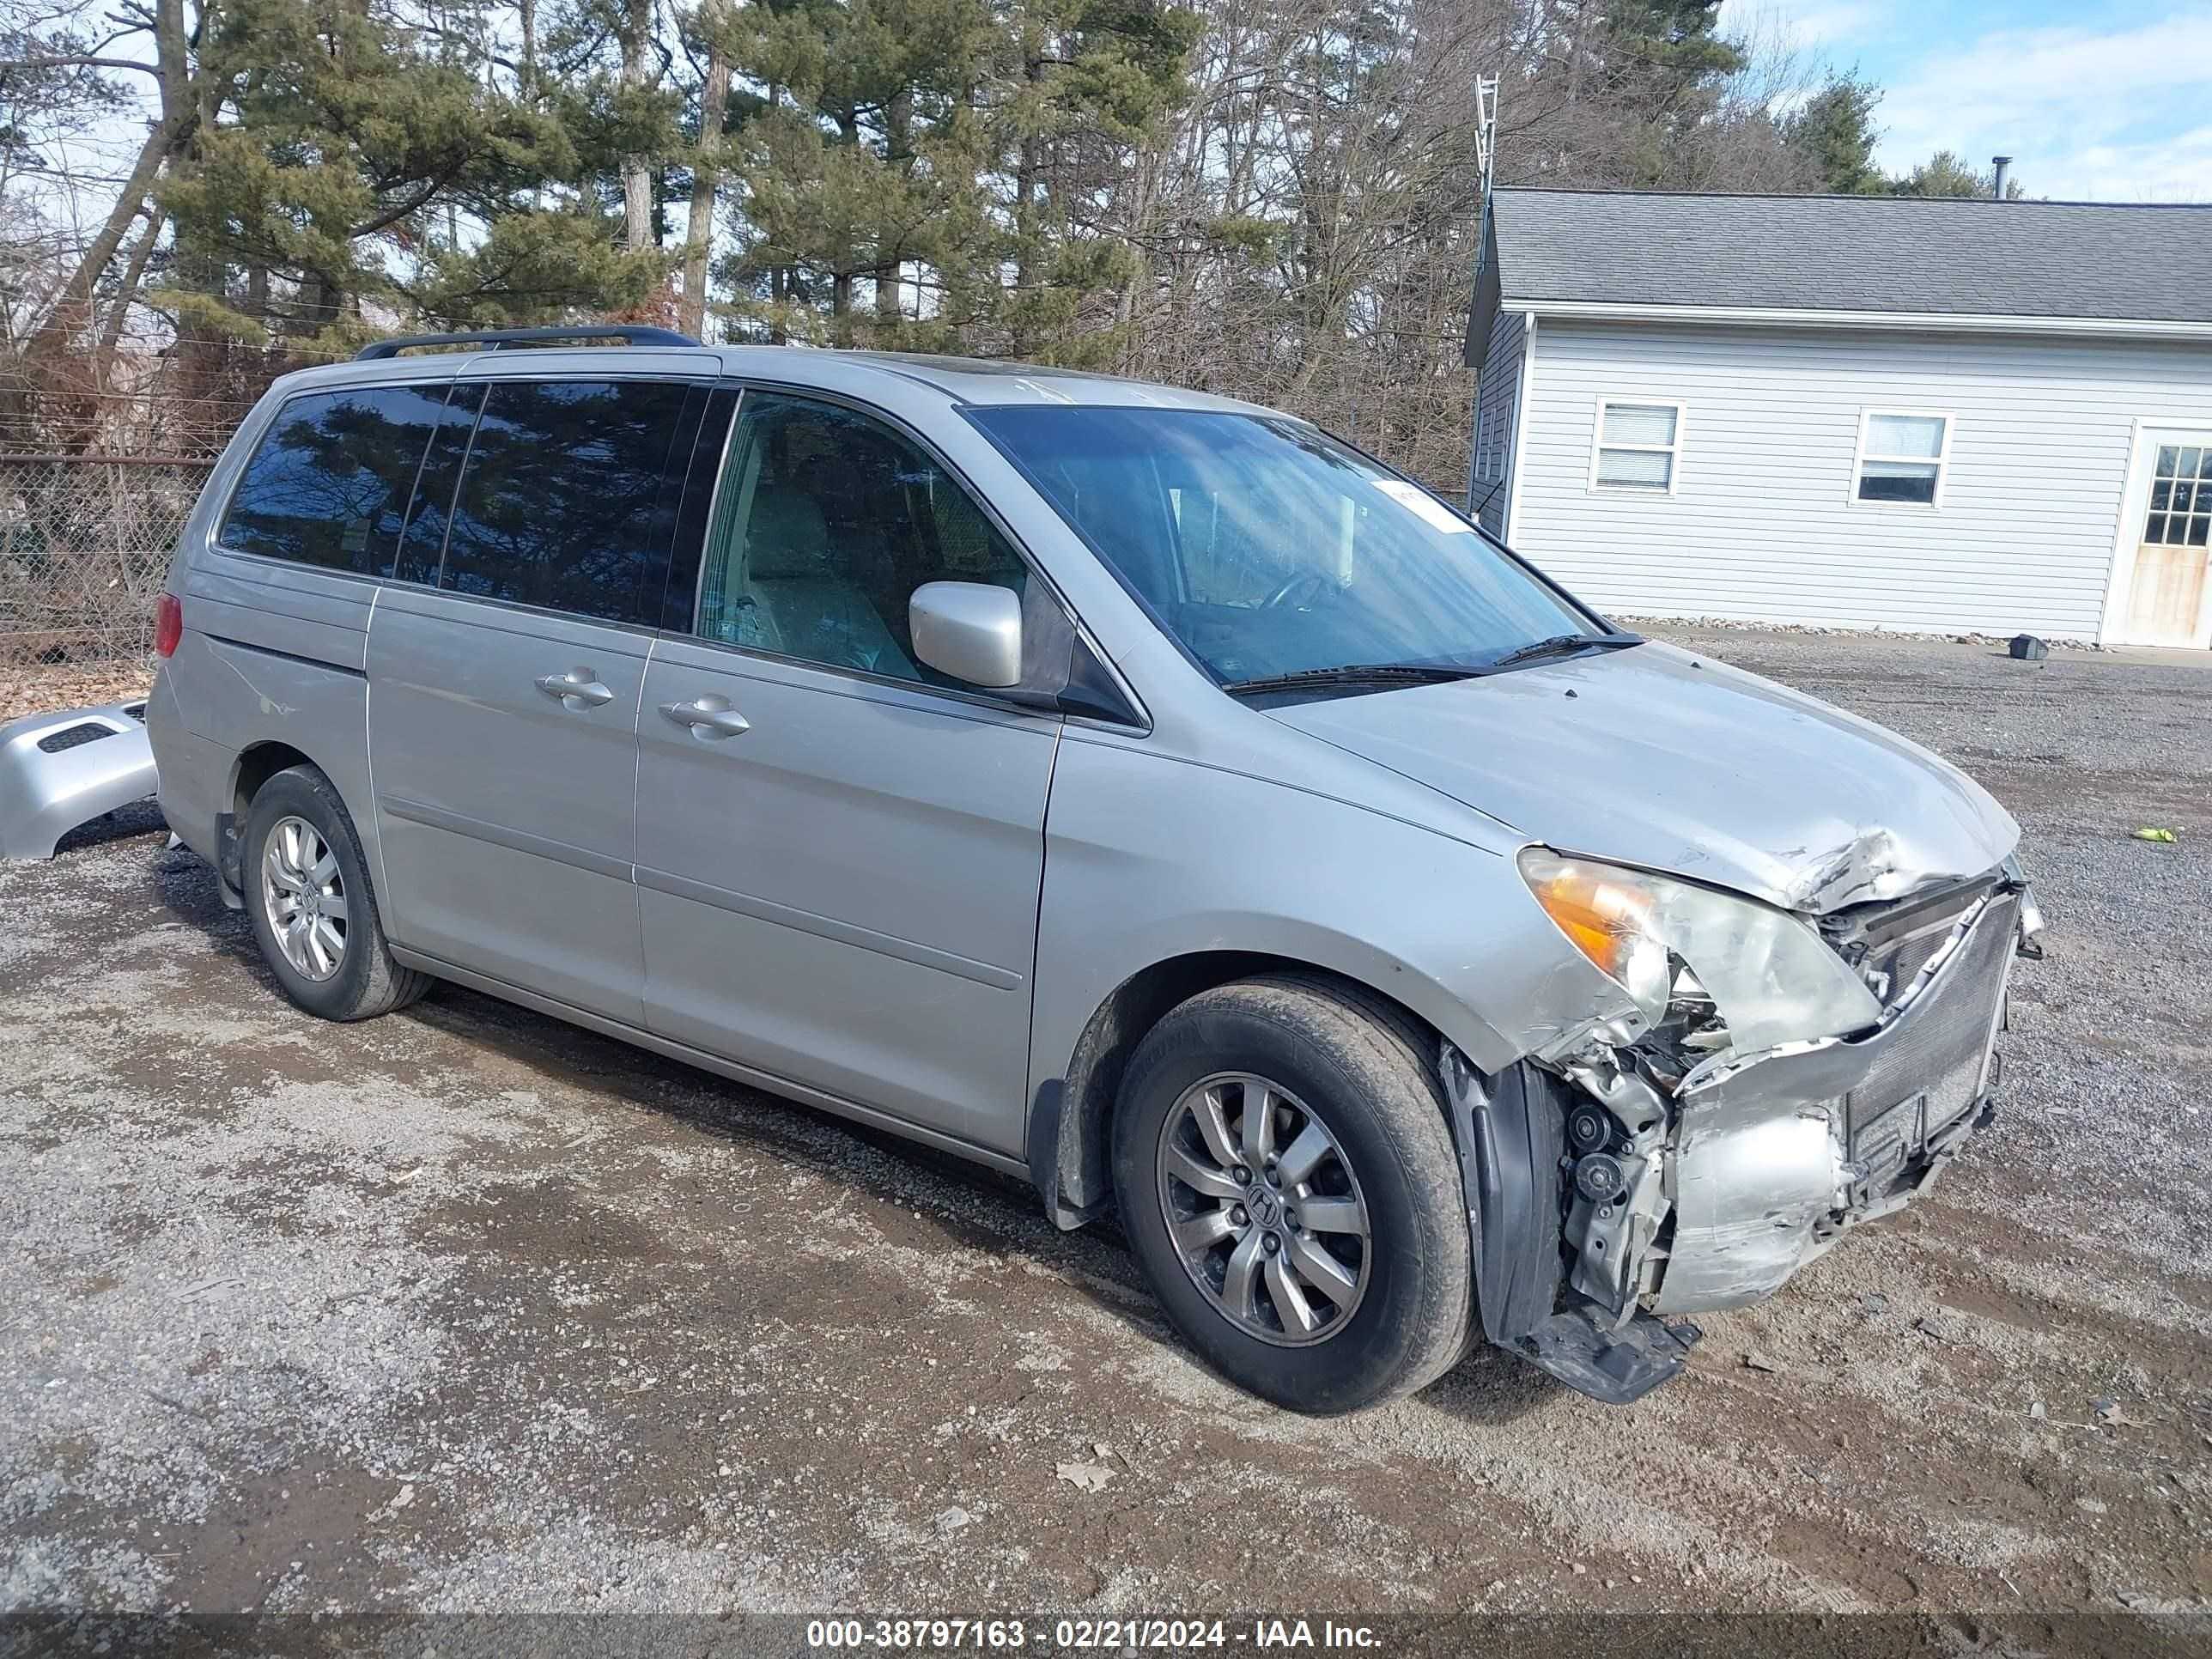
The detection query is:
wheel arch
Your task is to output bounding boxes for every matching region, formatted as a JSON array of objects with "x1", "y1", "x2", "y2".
[
  {"x1": 211, "y1": 739, "x2": 323, "y2": 898},
  {"x1": 1030, "y1": 948, "x2": 1475, "y2": 1228},
  {"x1": 229, "y1": 738, "x2": 319, "y2": 820}
]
